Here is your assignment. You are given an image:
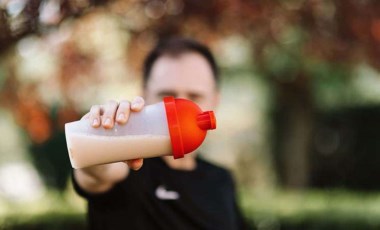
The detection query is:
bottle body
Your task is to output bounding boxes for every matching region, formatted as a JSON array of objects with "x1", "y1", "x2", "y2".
[{"x1": 65, "y1": 102, "x2": 171, "y2": 169}]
